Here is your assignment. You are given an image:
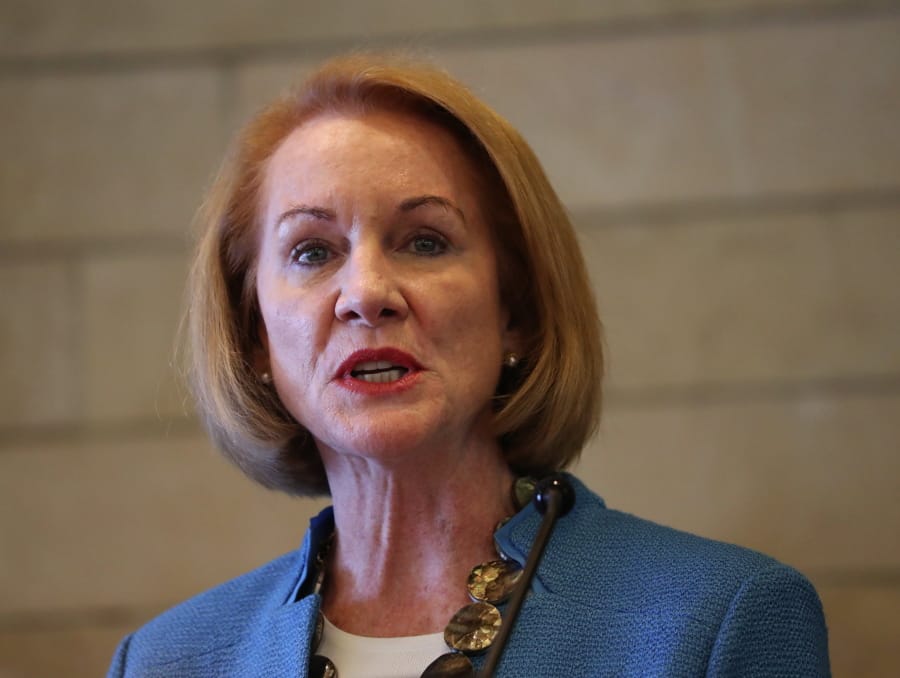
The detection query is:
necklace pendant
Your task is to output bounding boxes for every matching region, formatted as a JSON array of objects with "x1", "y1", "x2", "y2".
[
  {"x1": 444, "y1": 601, "x2": 502, "y2": 654},
  {"x1": 512, "y1": 476, "x2": 537, "y2": 511},
  {"x1": 467, "y1": 559, "x2": 522, "y2": 604},
  {"x1": 421, "y1": 652, "x2": 476, "y2": 677}
]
